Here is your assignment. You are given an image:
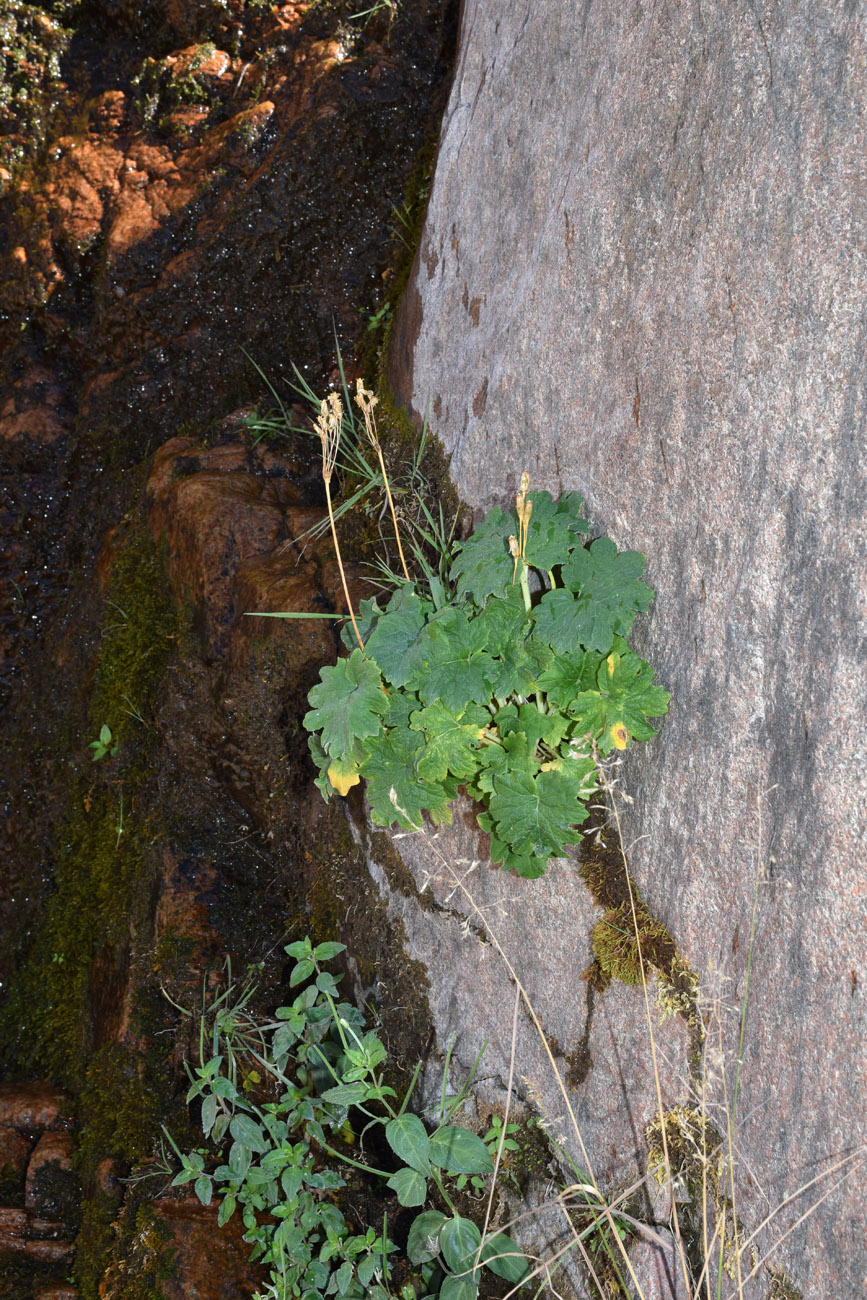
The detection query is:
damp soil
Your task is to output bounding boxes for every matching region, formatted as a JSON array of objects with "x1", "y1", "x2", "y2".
[{"x1": 0, "y1": 1, "x2": 458, "y2": 1295}]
